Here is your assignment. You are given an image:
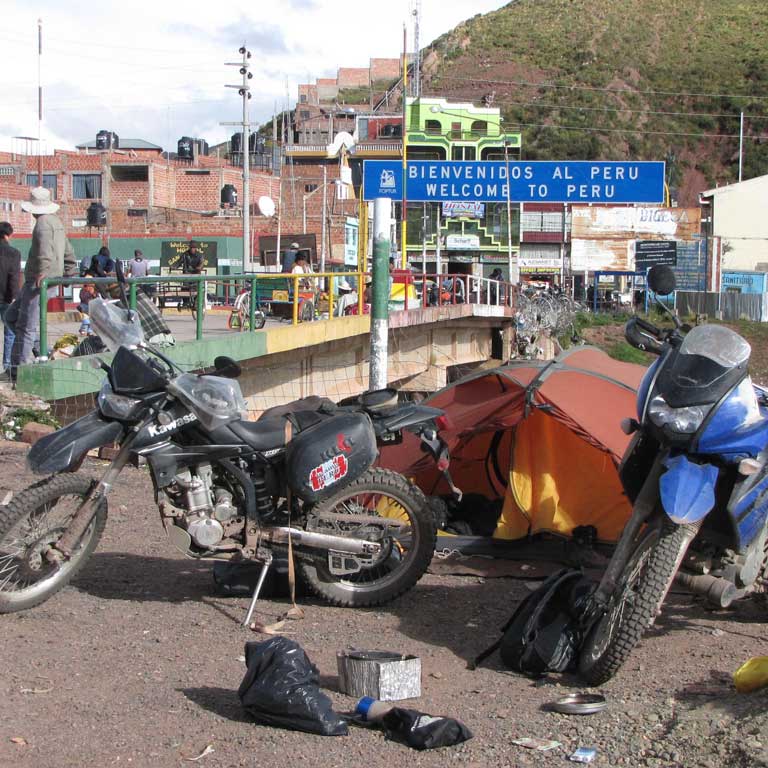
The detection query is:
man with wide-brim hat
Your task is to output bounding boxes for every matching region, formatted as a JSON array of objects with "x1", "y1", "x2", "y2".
[{"x1": 6, "y1": 187, "x2": 76, "y2": 381}]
